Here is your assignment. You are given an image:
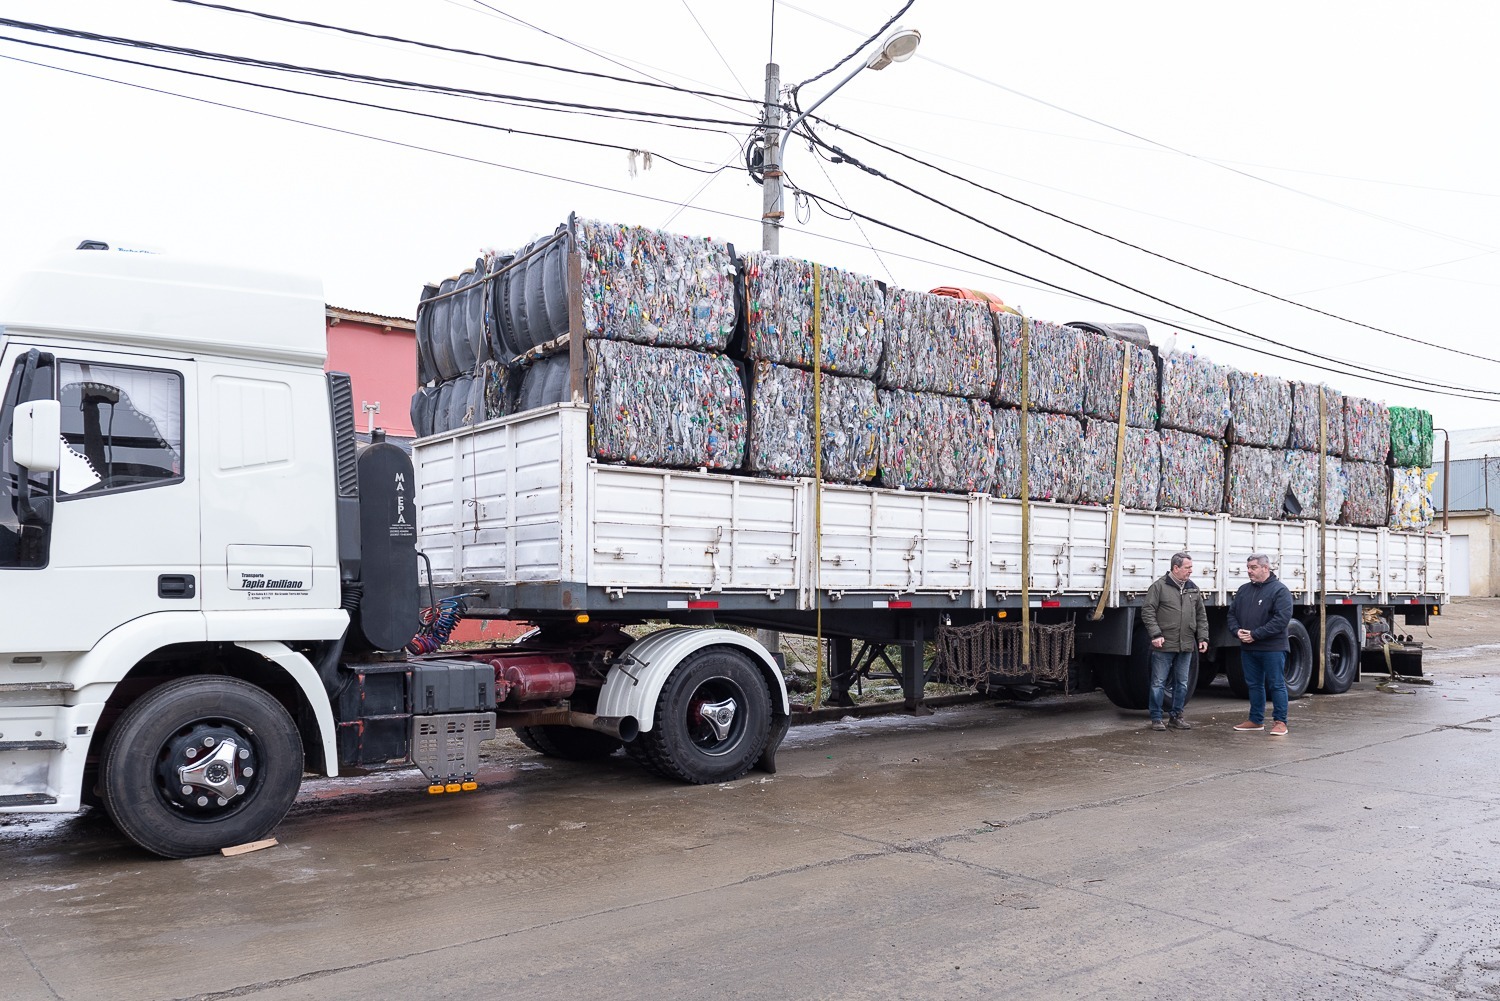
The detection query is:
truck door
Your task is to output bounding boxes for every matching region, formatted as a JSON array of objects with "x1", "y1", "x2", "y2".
[{"x1": 0, "y1": 344, "x2": 199, "y2": 654}]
